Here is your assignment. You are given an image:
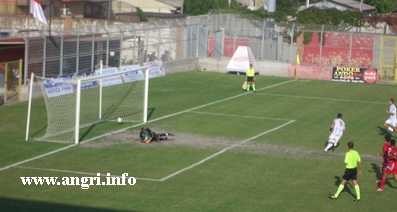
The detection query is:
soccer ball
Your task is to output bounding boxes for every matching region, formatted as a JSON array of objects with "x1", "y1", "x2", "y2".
[{"x1": 117, "y1": 117, "x2": 123, "y2": 124}]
